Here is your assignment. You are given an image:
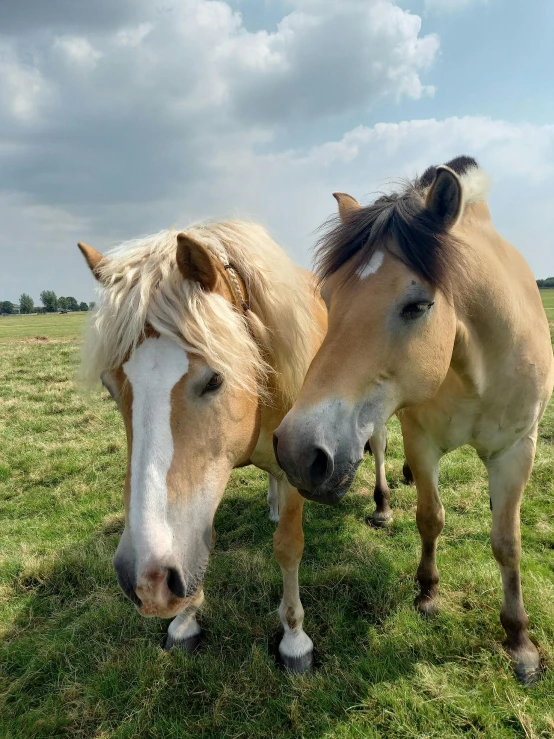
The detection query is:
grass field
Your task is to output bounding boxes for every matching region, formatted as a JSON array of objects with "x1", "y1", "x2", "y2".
[
  {"x1": 1, "y1": 298, "x2": 553, "y2": 739},
  {"x1": 0, "y1": 313, "x2": 87, "y2": 343},
  {"x1": 542, "y1": 289, "x2": 554, "y2": 328}
]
